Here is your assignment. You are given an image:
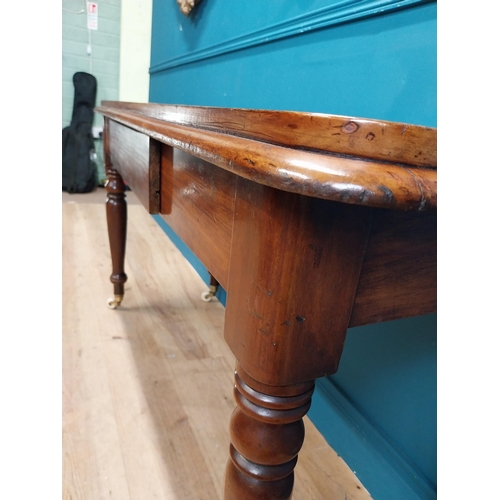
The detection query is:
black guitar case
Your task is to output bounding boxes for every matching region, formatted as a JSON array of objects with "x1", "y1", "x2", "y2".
[{"x1": 62, "y1": 72, "x2": 97, "y2": 193}]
